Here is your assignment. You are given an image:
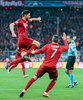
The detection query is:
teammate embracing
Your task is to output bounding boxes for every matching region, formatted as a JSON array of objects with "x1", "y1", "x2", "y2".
[{"x1": 19, "y1": 33, "x2": 69, "y2": 98}]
